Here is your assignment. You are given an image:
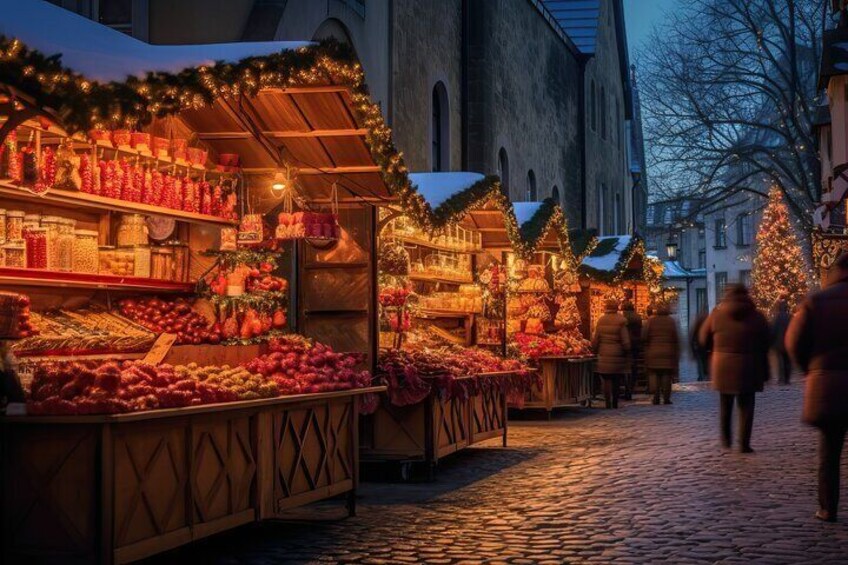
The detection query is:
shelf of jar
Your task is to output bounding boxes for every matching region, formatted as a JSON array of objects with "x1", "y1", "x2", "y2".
[
  {"x1": 0, "y1": 181, "x2": 238, "y2": 227},
  {"x1": 413, "y1": 309, "x2": 478, "y2": 319},
  {"x1": 385, "y1": 233, "x2": 482, "y2": 254},
  {"x1": 0, "y1": 267, "x2": 194, "y2": 292},
  {"x1": 408, "y1": 273, "x2": 474, "y2": 285}
]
